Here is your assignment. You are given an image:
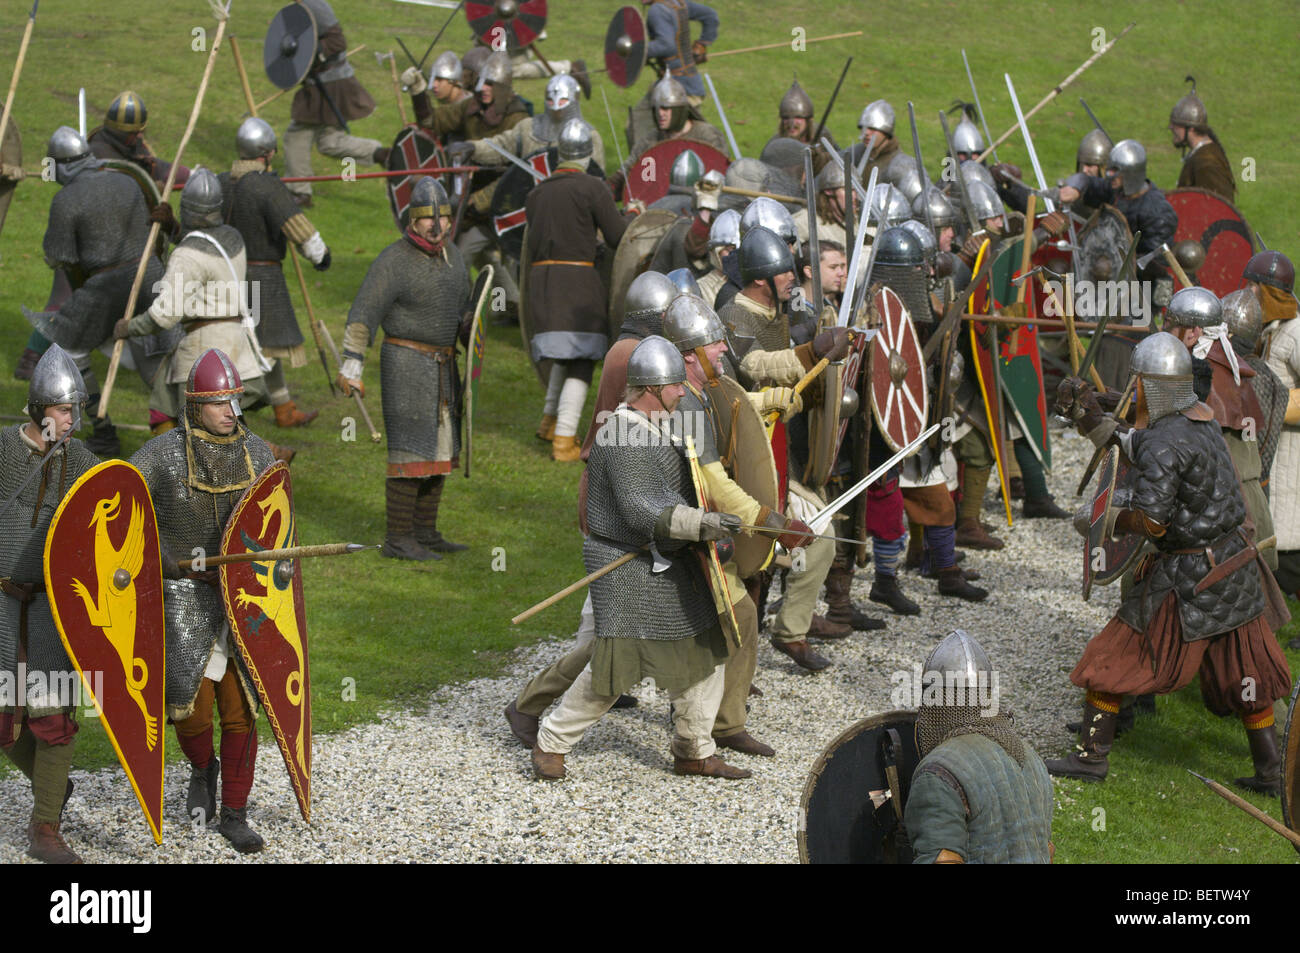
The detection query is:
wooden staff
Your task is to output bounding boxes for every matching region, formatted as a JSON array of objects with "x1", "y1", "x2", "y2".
[
  {"x1": 253, "y1": 44, "x2": 366, "y2": 113},
  {"x1": 179, "y1": 541, "x2": 372, "y2": 569},
  {"x1": 0, "y1": 414, "x2": 150, "y2": 432},
  {"x1": 315, "y1": 307, "x2": 382, "y2": 442},
  {"x1": 512, "y1": 551, "x2": 640, "y2": 625},
  {"x1": 385, "y1": 51, "x2": 410, "y2": 126},
  {"x1": 721, "y1": 185, "x2": 806, "y2": 206},
  {"x1": 228, "y1": 35, "x2": 257, "y2": 116},
  {"x1": 1035, "y1": 274, "x2": 1106, "y2": 391},
  {"x1": 1188, "y1": 770, "x2": 1300, "y2": 849},
  {"x1": 1161, "y1": 243, "x2": 1194, "y2": 289},
  {"x1": 99, "y1": 0, "x2": 232, "y2": 420},
  {"x1": 976, "y1": 23, "x2": 1136, "y2": 162},
  {"x1": 0, "y1": 0, "x2": 39, "y2": 154}
]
